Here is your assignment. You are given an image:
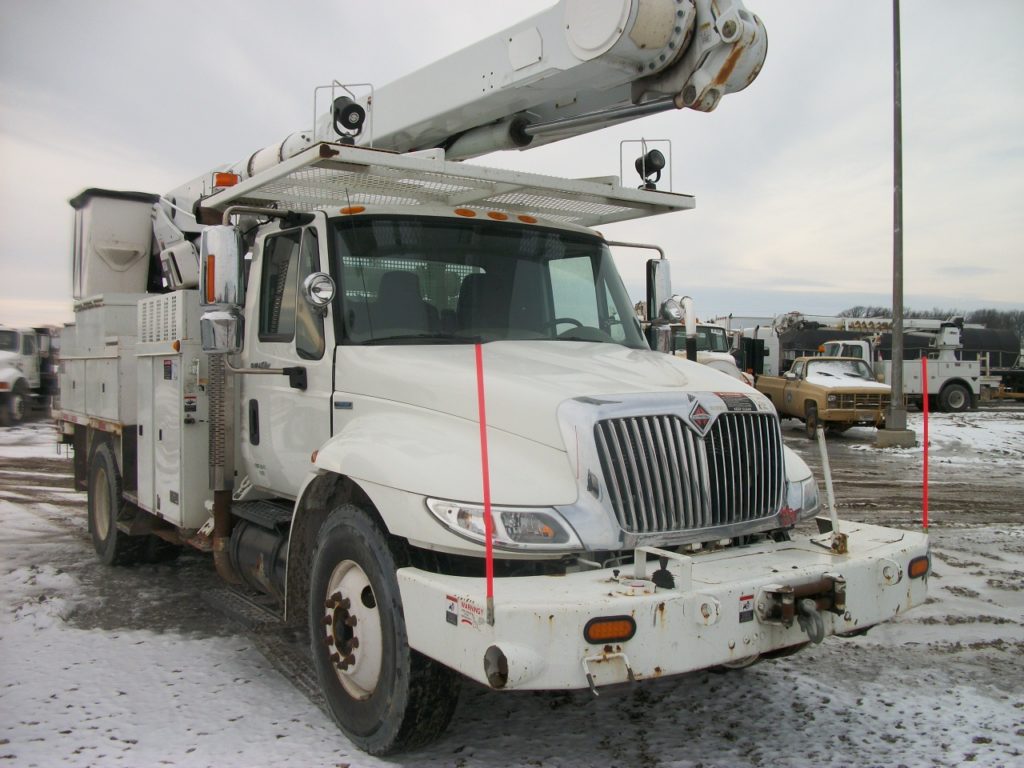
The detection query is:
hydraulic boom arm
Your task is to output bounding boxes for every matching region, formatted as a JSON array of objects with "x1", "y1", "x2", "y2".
[{"x1": 167, "y1": 0, "x2": 765, "y2": 226}]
